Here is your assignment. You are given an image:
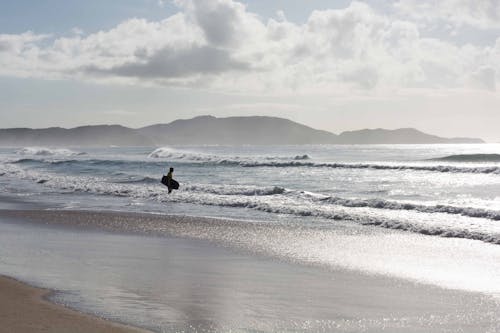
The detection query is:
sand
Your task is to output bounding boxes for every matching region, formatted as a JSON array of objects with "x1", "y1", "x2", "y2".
[
  {"x1": 1, "y1": 209, "x2": 499, "y2": 332},
  {"x1": 0, "y1": 275, "x2": 147, "y2": 333}
]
